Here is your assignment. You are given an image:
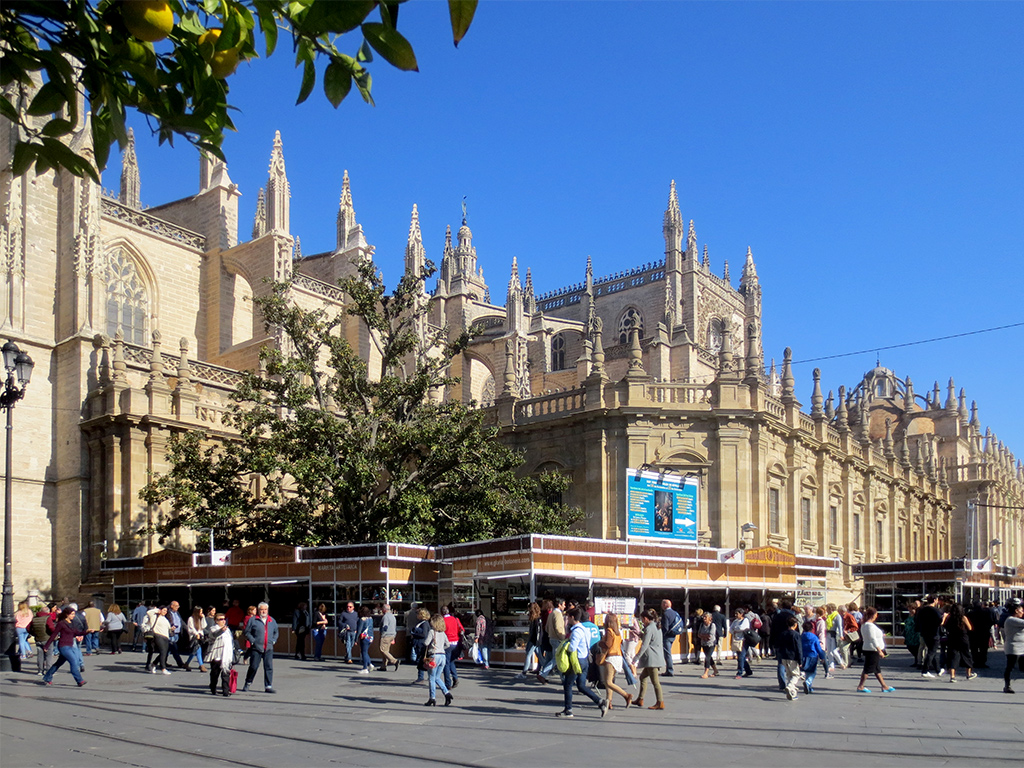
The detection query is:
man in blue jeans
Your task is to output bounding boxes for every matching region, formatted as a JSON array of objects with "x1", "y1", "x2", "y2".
[
  {"x1": 337, "y1": 602, "x2": 358, "y2": 663},
  {"x1": 661, "y1": 599, "x2": 683, "y2": 675},
  {"x1": 556, "y1": 608, "x2": 608, "y2": 718}
]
